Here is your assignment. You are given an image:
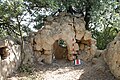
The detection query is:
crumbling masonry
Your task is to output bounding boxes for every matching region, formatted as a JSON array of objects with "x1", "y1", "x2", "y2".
[{"x1": 32, "y1": 12, "x2": 97, "y2": 64}]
